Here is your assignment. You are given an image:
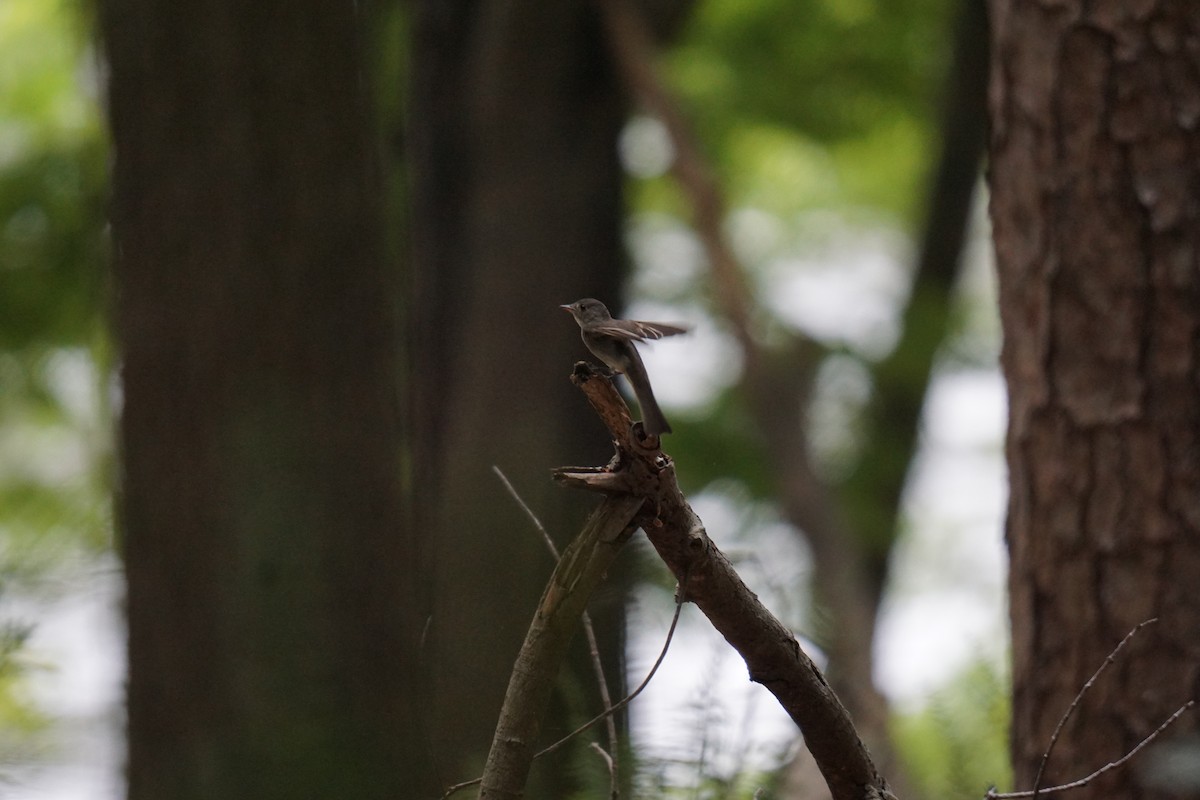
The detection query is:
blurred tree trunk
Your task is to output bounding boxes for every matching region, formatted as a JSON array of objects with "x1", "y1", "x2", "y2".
[
  {"x1": 407, "y1": 1, "x2": 650, "y2": 792},
  {"x1": 102, "y1": 2, "x2": 431, "y2": 797},
  {"x1": 989, "y1": 2, "x2": 1200, "y2": 796}
]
